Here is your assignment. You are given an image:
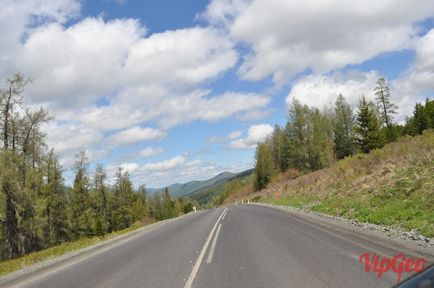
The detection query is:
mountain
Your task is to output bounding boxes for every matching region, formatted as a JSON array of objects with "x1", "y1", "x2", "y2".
[
  {"x1": 147, "y1": 169, "x2": 253, "y2": 201},
  {"x1": 186, "y1": 169, "x2": 254, "y2": 204}
]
